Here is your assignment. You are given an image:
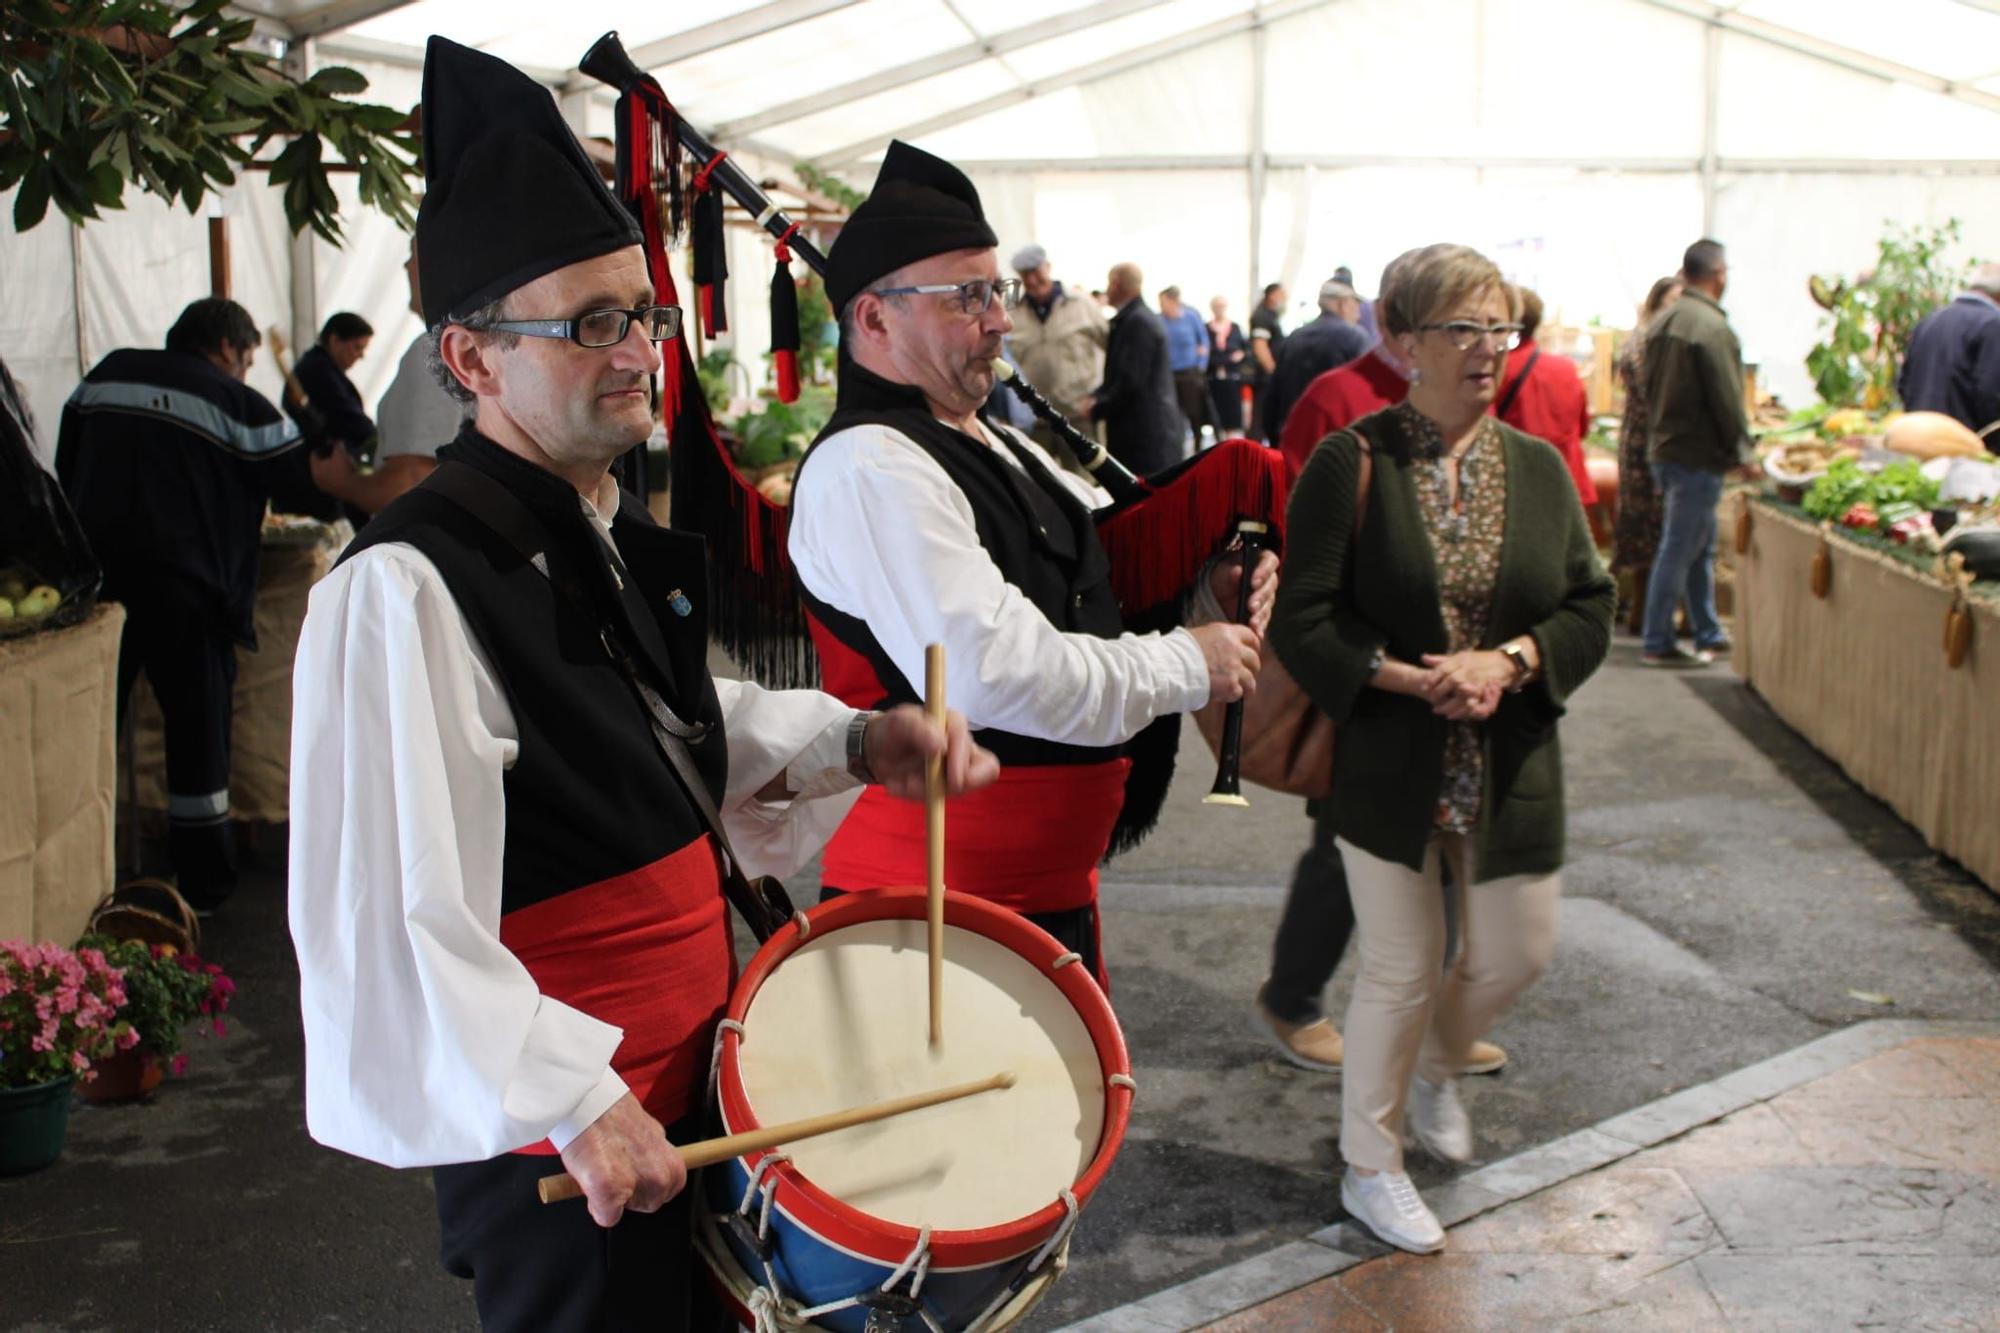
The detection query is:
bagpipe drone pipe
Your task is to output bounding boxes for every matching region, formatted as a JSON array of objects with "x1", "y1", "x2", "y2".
[{"x1": 580, "y1": 31, "x2": 1291, "y2": 850}]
